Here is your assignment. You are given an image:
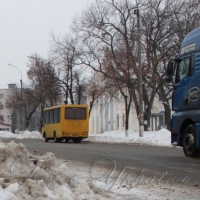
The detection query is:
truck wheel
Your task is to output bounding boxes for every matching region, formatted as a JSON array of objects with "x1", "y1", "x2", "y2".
[{"x1": 182, "y1": 124, "x2": 198, "y2": 157}]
